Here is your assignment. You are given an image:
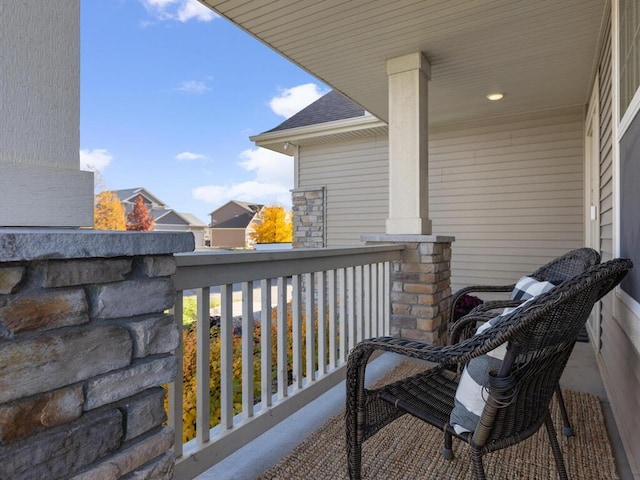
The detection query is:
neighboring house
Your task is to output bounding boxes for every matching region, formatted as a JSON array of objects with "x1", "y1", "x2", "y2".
[
  {"x1": 115, "y1": 187, "x2": 207, "y2": 246},
  {"x1": 208, "y1": 200, "x2": 263, "y2": 248}
]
